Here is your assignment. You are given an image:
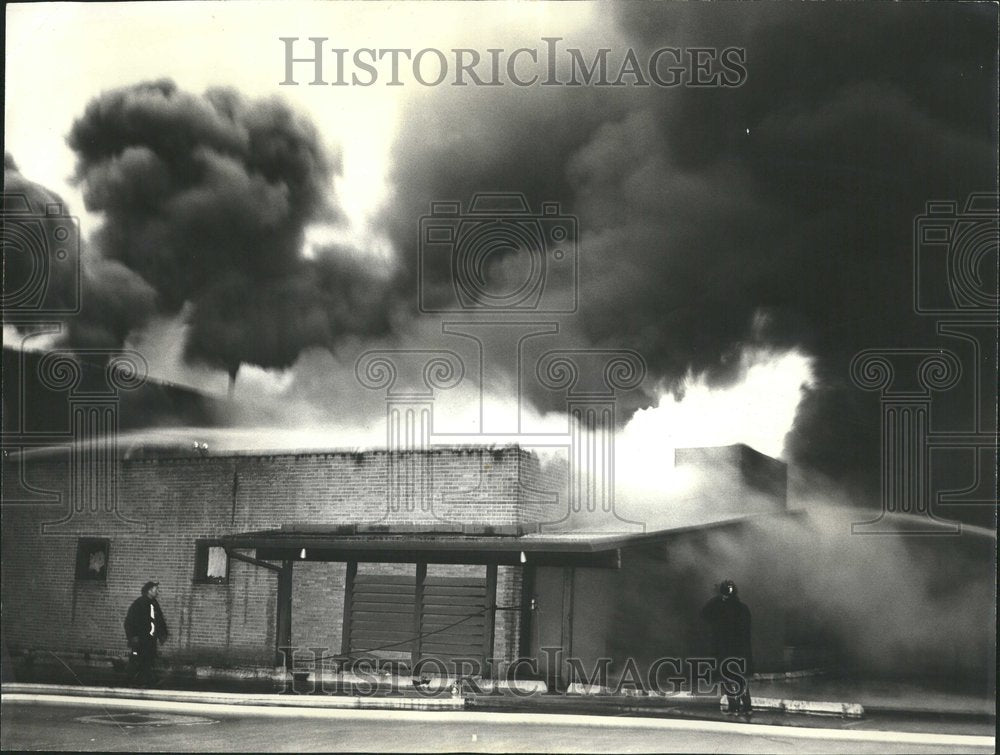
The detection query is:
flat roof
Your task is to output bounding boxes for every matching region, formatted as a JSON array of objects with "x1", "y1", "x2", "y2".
[
  {"x1": 6, "y1": 441, "x2": 530, "y2": 463},
  {"x1": 220, "y1": 511, "x2": 788, "y2": 567}
]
